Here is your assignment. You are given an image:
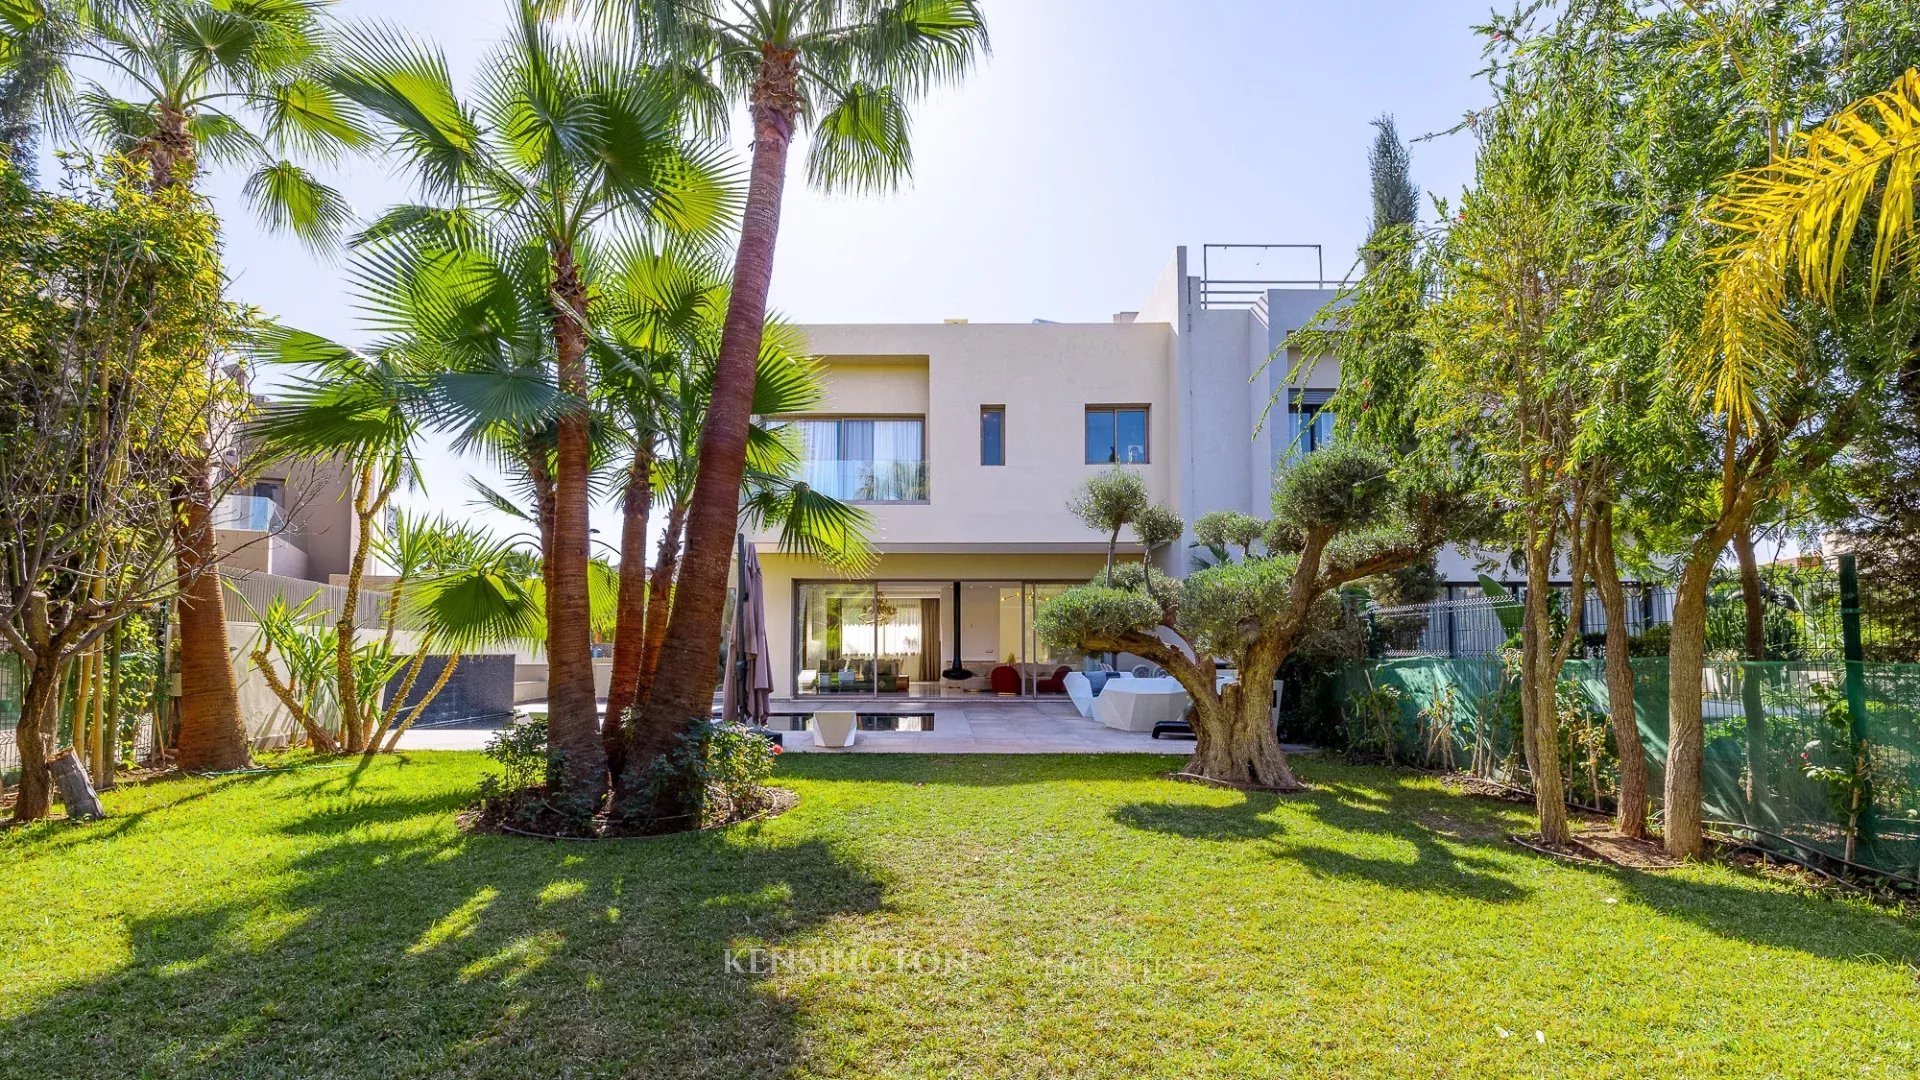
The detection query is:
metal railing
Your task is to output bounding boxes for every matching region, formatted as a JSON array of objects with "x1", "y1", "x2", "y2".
[
  {"x1": 212, "y1": 494, "x2": 289, "y2": 533},
  {"x1": 1199, "y1": 243, "x2": 1347, "y2": 310},
  {"x1": 796, "y1": 459, "x2": 928, "y2": 502},
  {"x1": 221, "y1": 568, "x2": 395, "y2": 630},
  {"x1": 1370, "y1": 585, "x2": 1675, "y2": 659}
]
